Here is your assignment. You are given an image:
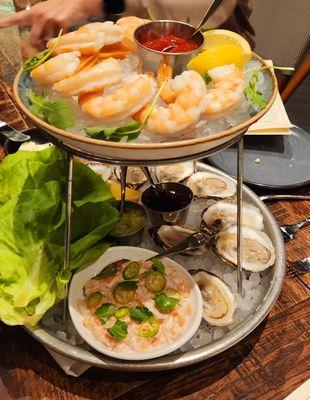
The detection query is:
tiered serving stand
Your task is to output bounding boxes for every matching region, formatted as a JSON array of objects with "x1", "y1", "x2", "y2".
[{"x1": 12, "y1": 54, "x2": 286, "y2": 371}]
